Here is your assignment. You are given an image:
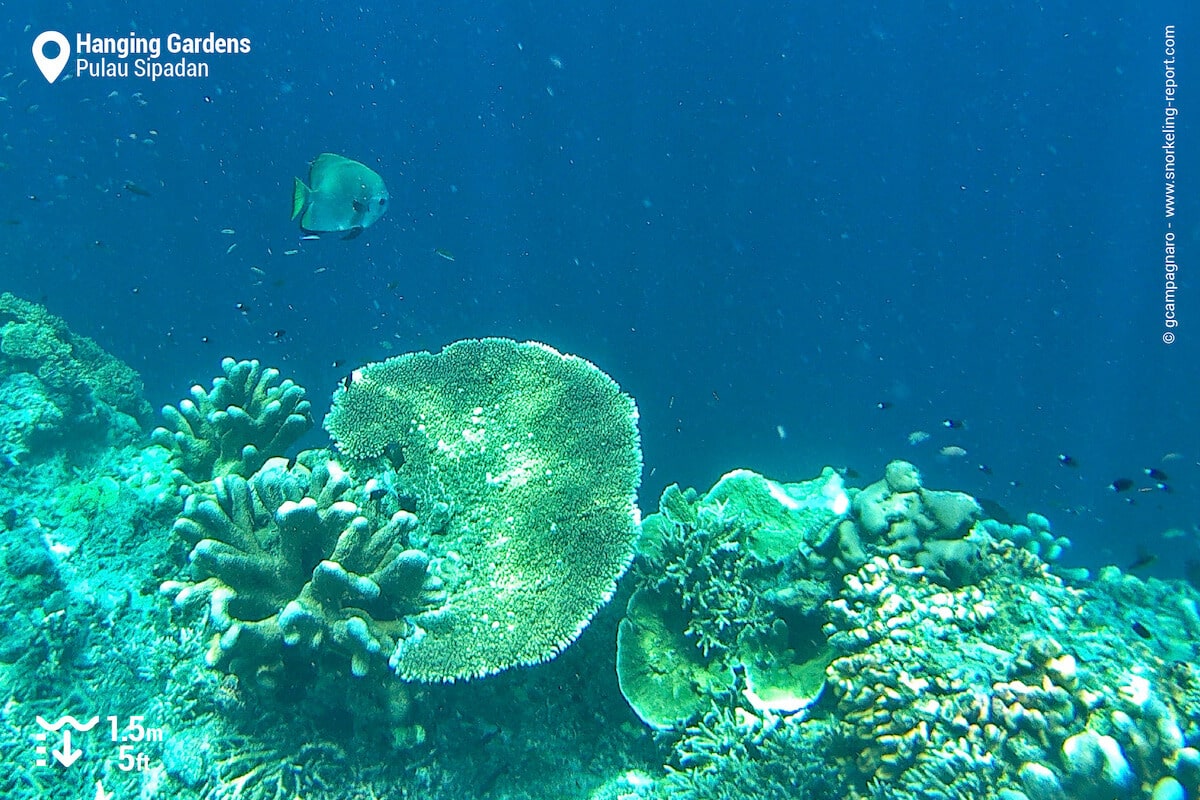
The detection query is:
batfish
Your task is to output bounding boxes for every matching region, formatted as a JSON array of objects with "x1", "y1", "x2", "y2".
[{"x1": 291, "y1": 153, "x2": 389, "y2": 239}]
